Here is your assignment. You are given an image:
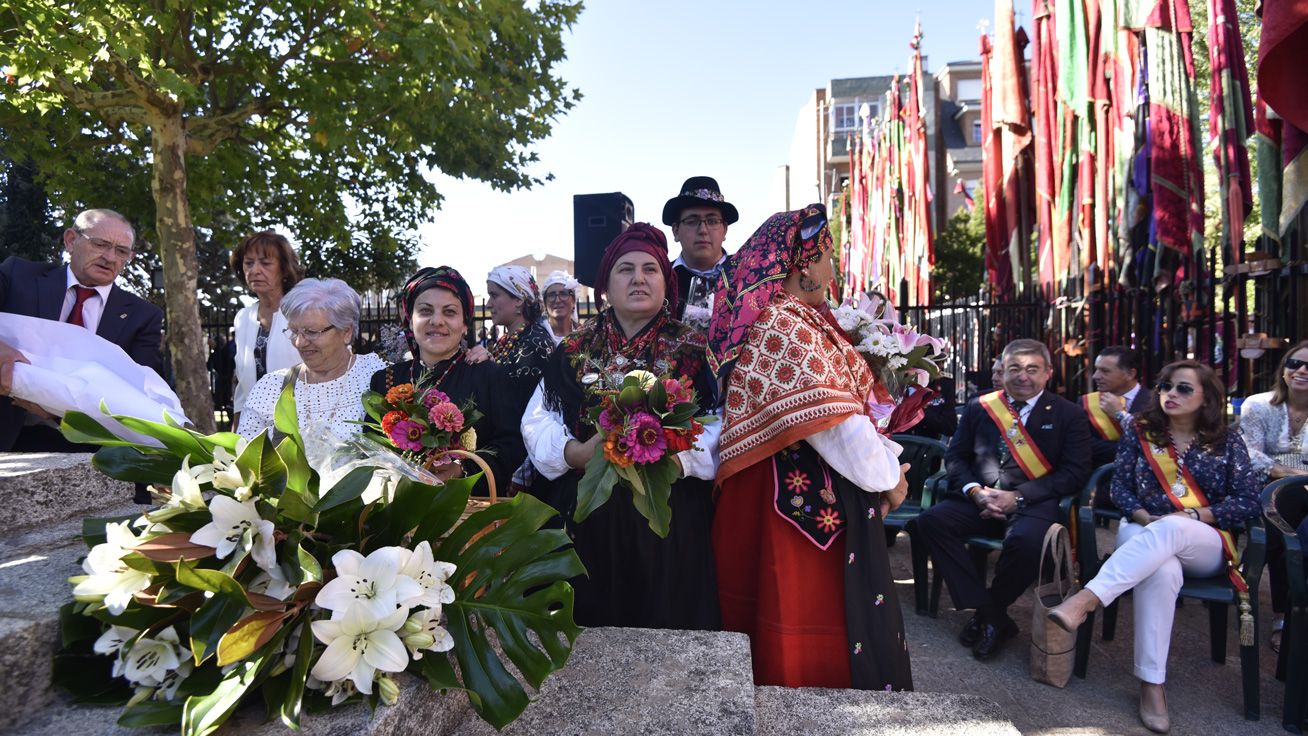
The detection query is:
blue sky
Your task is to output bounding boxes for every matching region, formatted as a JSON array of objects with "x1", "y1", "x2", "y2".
[{"x1": 418, "y1": 1, "x2": 994, "y2": 291}]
